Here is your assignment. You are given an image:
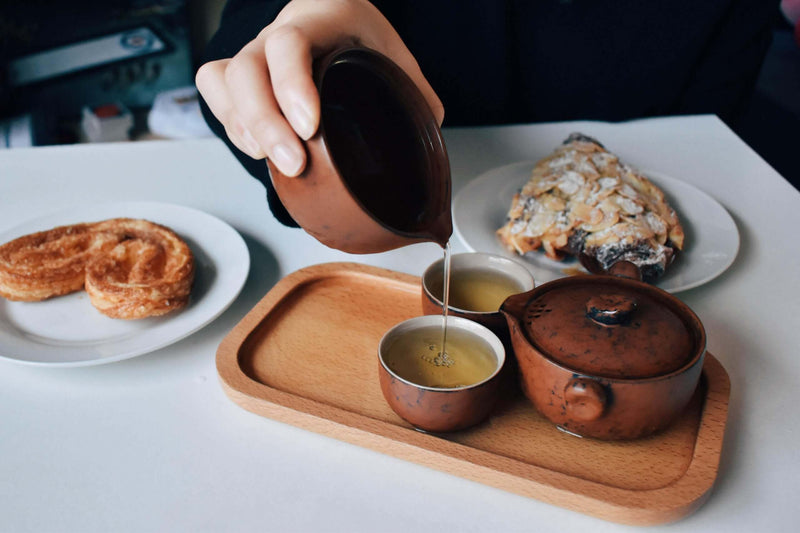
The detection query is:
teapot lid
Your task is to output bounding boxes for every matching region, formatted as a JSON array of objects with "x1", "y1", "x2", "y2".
[{"x1": 510, "y1": 276, "x2": 701, "y2": 379}]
